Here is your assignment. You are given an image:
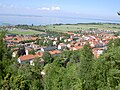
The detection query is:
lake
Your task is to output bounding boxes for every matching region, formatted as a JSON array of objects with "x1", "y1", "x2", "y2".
[{"x1": 0, "y1": 14, "x2": 120, "y2": 25}]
